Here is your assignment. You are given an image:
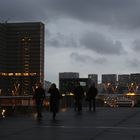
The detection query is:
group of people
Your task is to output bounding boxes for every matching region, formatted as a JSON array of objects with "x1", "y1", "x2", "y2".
[
  {"x1": 33, "y1": 82, "x2": 61, "y2": 120},
  {"x1": 73, "y1": 83, "x2": 98, "y2": 112},
  {"x1": 33, "y1": 82, "x2": 98, "y2": 120}
]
